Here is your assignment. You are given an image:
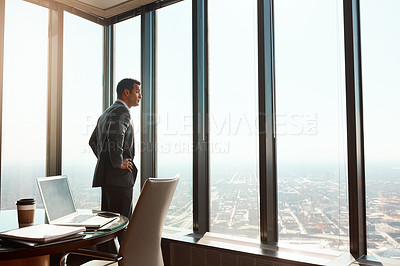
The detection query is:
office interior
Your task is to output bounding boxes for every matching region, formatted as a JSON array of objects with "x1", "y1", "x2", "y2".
[{"x1": 0, "y1": 0, "x2": 399, "y2": 265}]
